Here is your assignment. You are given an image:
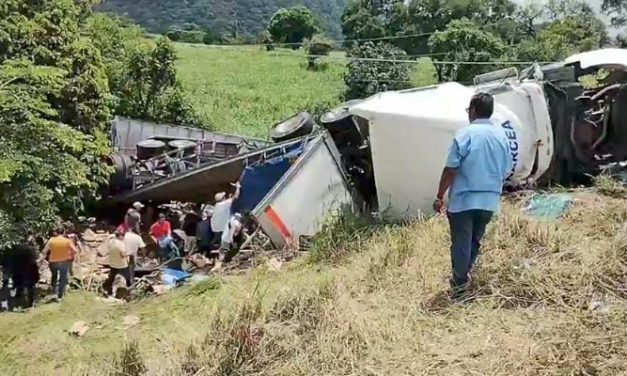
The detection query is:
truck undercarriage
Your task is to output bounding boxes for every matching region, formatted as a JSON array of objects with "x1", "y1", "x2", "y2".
[{"x1": 536, "y1": 52, "x2": 627, "y2": 185}]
